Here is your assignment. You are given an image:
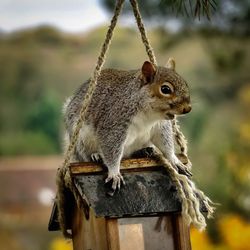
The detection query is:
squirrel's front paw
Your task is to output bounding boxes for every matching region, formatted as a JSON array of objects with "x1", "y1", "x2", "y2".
[
  {"x1": 90, "y1": 153, "x2": 102, "y2": 163},
  {"x1": 131, "y1": 147, "x2": 155, "y2": 158},
  {"x1": 176, "y1": 162, "x2": 192, "y2": 178},
  {"x1": 105, "y1": 171, "x2": 125, "y2": 196},
  {"x1": 171, "y1": 155, "x2": 192, "y2": 178}
]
